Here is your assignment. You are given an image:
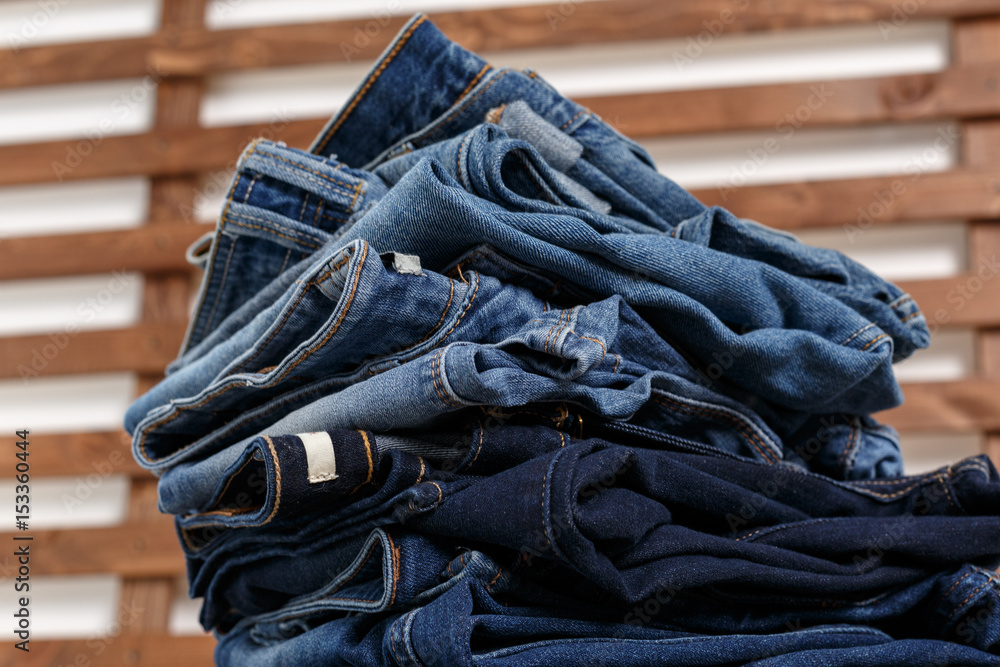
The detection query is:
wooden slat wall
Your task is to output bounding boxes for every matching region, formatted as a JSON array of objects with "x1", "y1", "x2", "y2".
[{"x1": 2, "y1": 1, "x2": 999, "y2": 663}]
